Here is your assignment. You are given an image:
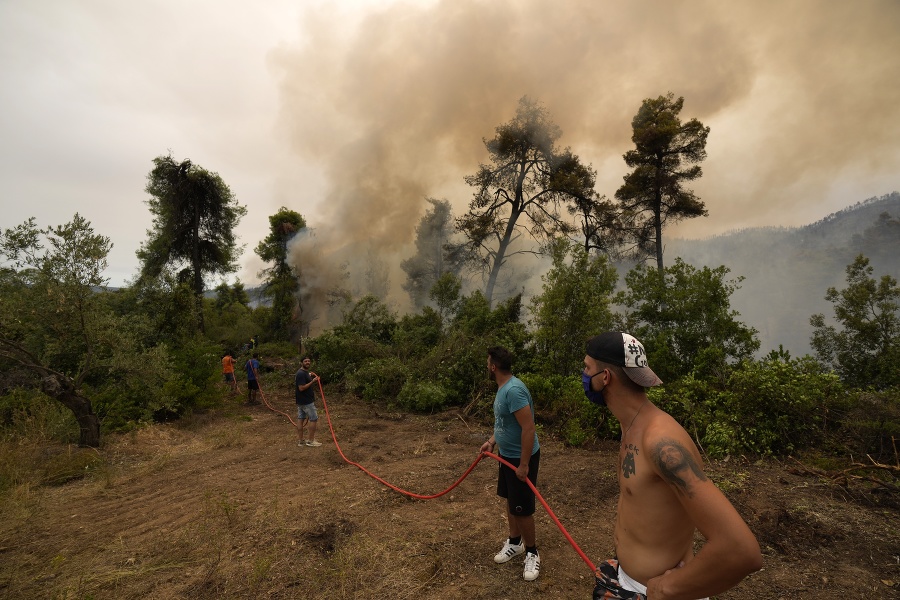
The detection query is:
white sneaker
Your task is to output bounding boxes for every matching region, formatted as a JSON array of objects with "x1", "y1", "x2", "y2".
[
  {"x1": 306, "y1": 440, "x2": 322, "y2": 447},
  {"x1": 523, "y1": 550, "x2": 540, "y2": 581},
  {"x1": 493, "y1": 539, "x2": 525, "y2": 564},
  {"x1": 297, "y1": 439, "x2": 307, "y2": 447}
]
